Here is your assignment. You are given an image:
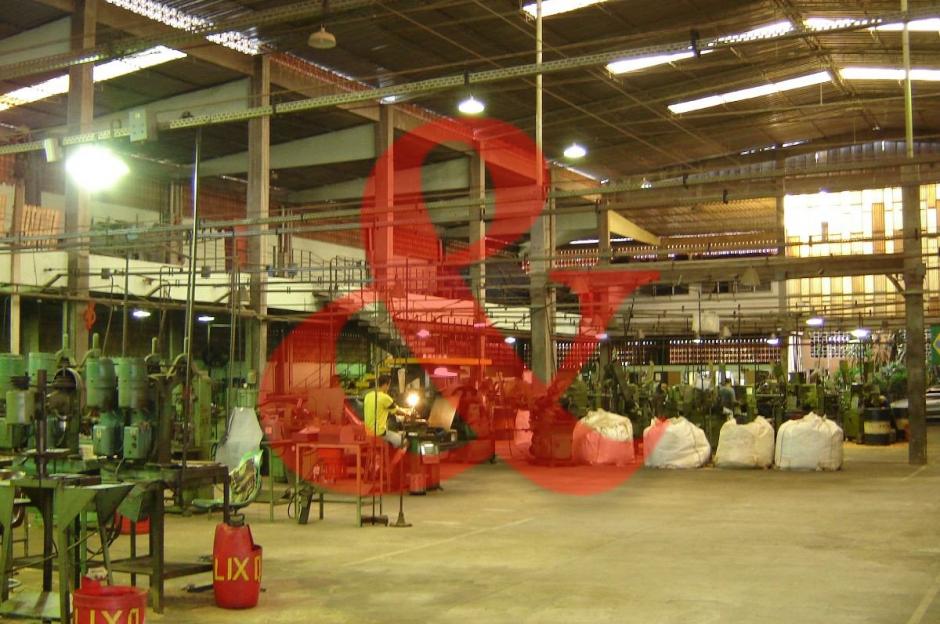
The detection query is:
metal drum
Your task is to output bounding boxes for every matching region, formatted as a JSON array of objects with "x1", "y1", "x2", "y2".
[
  {"x1": 862, "y1": 407, "x2": 892, "y2": 445},
  {"x1": 892, "y1": 406, "x2": 909, "y2": 442},
  {"x1": 28, "y1": 352, "x2": 58, "y2": 381},
  {"x1": 85, "y1": 357, "x2": 117, "y2": 409},
  {"x1": 115, "y1": 358, "x2": 148, "y2": 410},
  {"x1": 0, "y1": 354, "x2": 25, "y2": 396}
]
